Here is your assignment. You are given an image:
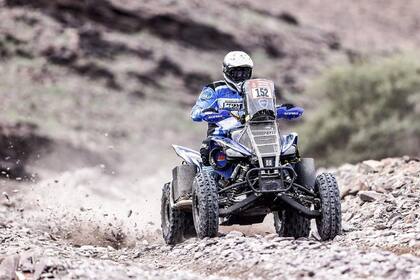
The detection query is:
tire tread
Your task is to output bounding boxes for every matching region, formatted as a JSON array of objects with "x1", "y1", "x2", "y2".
[
  {"x1": 192, "y1": 168, "x2": 219, "y2": 238},
  {"x1": 161, "y1": 183, "x2": 184, "y2": 245},
  {"x1": 315, "y1": 173, "x2": 342, "y2": 240}
]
